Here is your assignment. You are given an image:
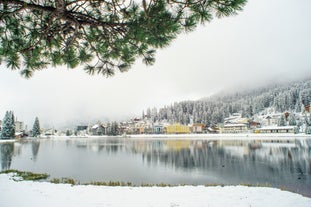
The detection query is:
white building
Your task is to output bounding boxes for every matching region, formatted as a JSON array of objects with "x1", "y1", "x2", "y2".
[
  {"x1": 257, "y1": 126, "x2": 296, "y2": 134},
  {"x1": 221, "y1": 123, "x2": 248, "y2": 133},
  {"x1": 15, "y1": 121, "x2": 24, "y2": 132}
]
